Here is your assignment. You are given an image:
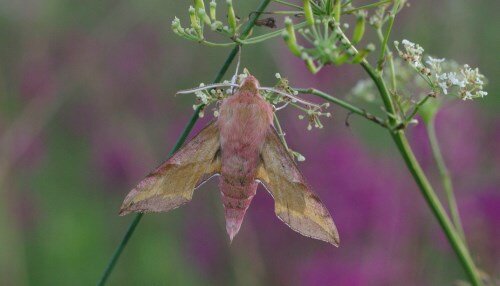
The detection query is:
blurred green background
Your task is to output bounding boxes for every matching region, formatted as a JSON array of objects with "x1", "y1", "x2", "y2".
[{"x1": 0, "y1": 0, "x2": 498, "y2": 285}]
